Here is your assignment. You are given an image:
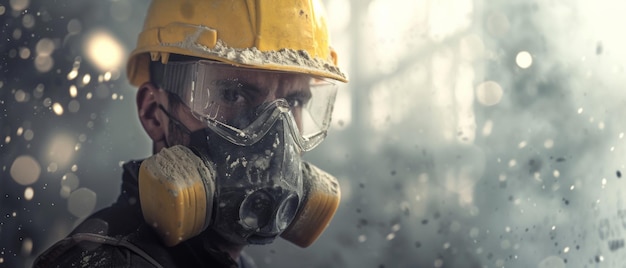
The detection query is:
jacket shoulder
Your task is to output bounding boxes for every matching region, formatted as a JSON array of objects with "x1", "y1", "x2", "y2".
[{"x1": 34, "y1": 233, "x2": 164, "y2": 268}]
